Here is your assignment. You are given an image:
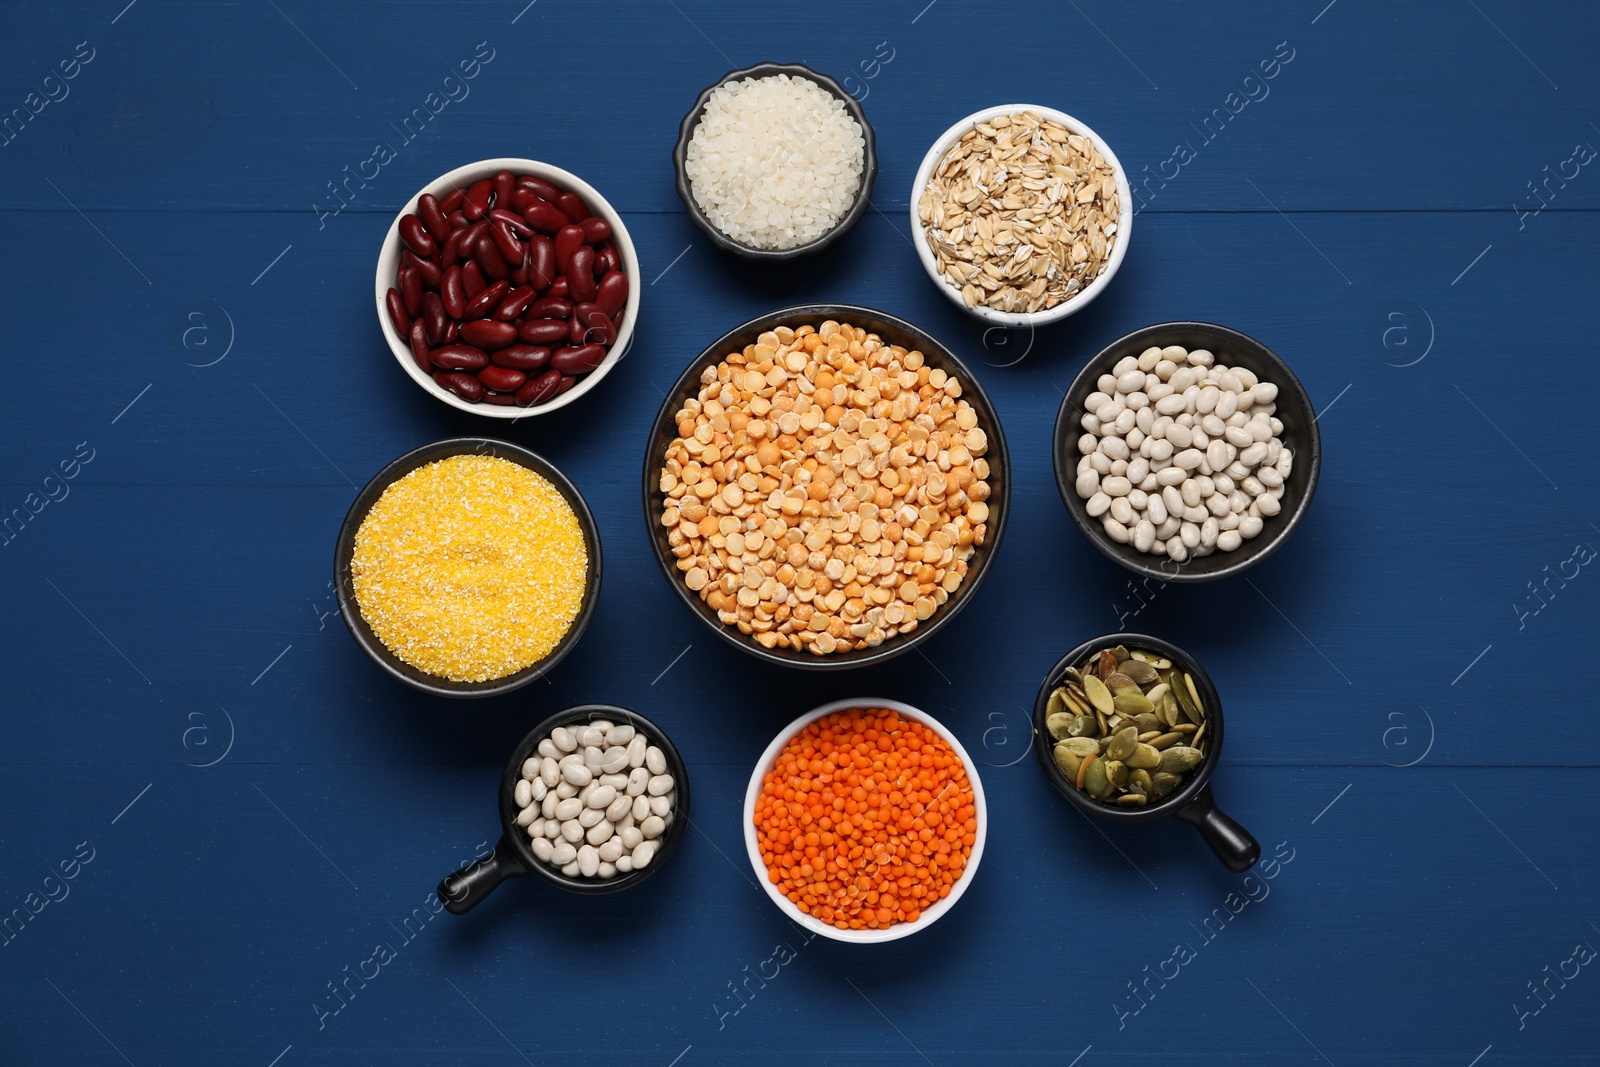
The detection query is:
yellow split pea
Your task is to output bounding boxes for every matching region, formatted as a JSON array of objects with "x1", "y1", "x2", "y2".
[{"x1": 351, "y1": 454, "x2": 587, "y2": 682}]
